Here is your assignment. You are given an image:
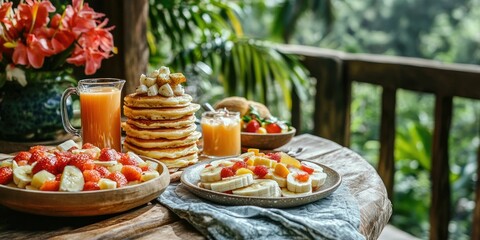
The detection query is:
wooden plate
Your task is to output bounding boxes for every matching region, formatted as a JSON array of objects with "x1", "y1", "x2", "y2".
[
  {"x1": 241, "y1": 128, "x2": 296, "y2": 150},
  {"x1": 181, "y1": 158, "x2": 341, "y2": 208},
  {"x1": 0, "y1": 158, "x2": 170, "y2": 217}
]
